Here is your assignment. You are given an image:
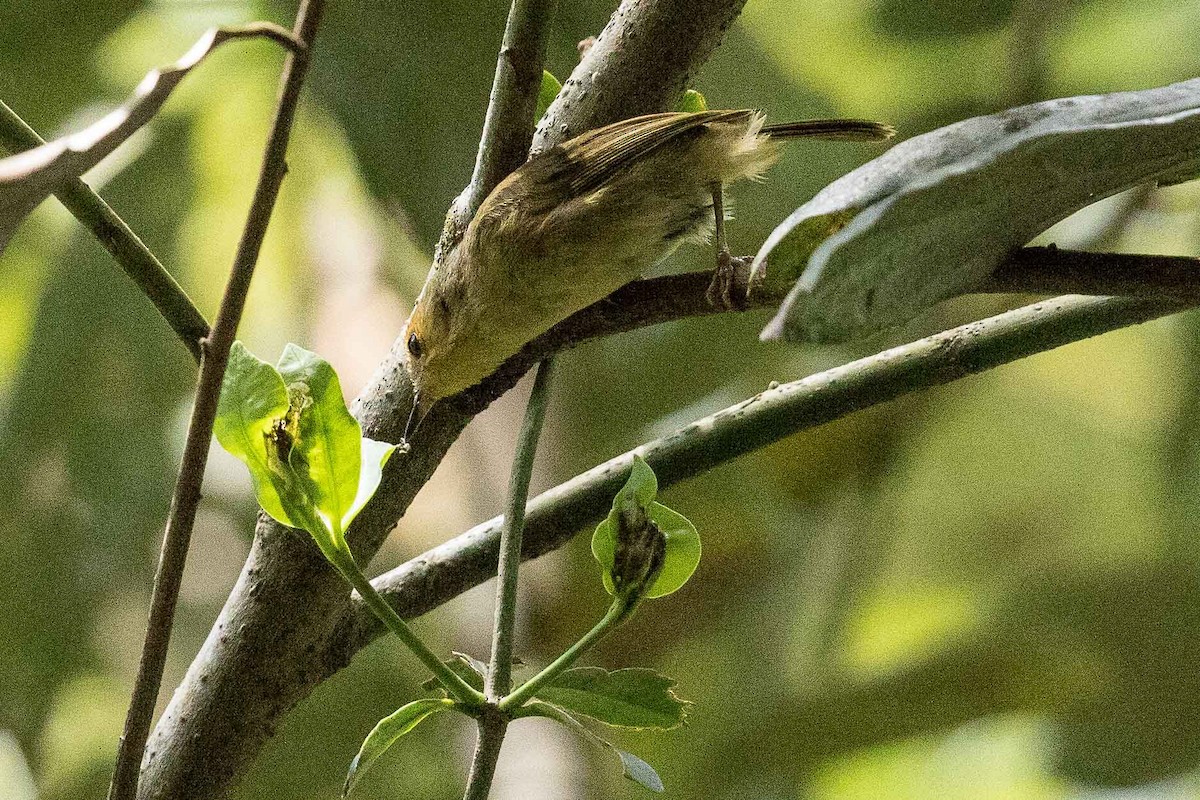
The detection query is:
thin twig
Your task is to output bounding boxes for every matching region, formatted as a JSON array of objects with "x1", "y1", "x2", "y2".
[
  {"x1": 458, "y1": 4, "x2": 558, "y2": 793},
  {"x1": 354, "y1": 290, "x2": 1192, "y2": 642},
  {"x1": 462, "y1": 707, "x2": 509, "y2": 800},
  {"x1": 464, "y1": 0, "x2": 558, "y2": 216},
  {"x1": 0, "y1": 101, "x2": 210, "y2": 361},
  {"x1": 439, "y1": 0, "x2": 556, "y2": 259},
  {"x1": 106, "y1": 4, "x2": 326, "y2": 800},
  {"x1": 462, "y1": 358, "x2": 555, "y2": 799},
  {"x1": 487, "y1": 358, "x2": 556, "y2": 701}
]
